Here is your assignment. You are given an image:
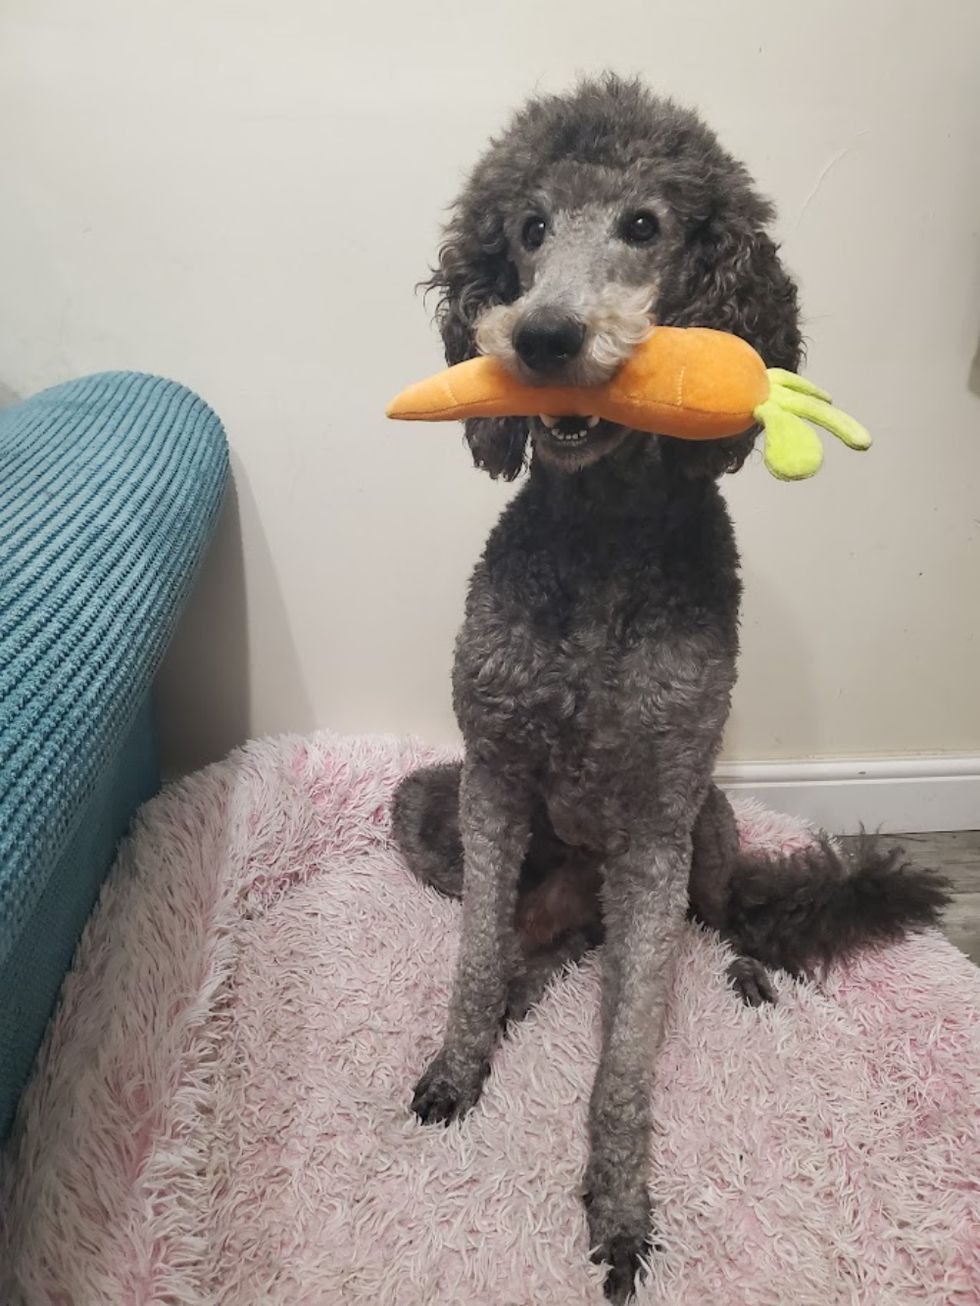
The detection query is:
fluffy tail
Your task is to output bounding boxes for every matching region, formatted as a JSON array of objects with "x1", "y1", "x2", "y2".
[{"x1": 726, "y1": 833, "x2": 952, "y2": 977}]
